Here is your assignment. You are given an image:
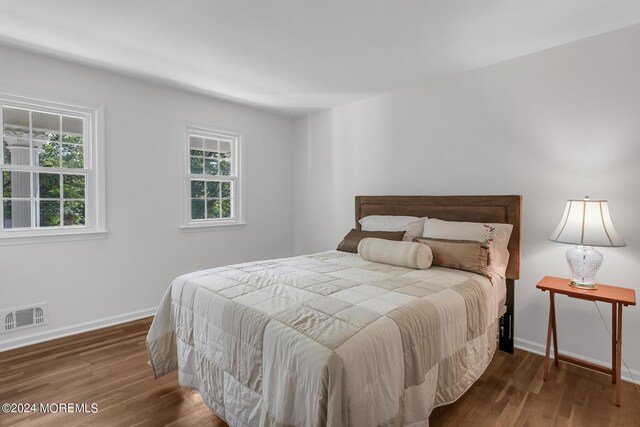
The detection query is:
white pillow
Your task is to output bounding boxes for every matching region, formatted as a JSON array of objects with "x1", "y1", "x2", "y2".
[
  {"x1": 358, "y1": 238, "x2": 433, "y2": 270},
  {"x1": 359, "y1": 215, "x2": 426, "y2": 241},
  {"x1": 422, "y1": 218, "x2": 513, "y2": 277}
]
